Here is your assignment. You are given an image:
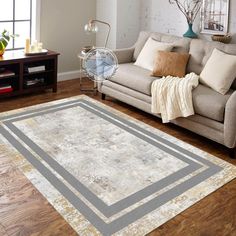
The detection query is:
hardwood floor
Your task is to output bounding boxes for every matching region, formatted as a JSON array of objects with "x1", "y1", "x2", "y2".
[{"x1": 0, "y1": 79, "x2": 235, "y2": 236}]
